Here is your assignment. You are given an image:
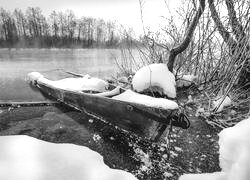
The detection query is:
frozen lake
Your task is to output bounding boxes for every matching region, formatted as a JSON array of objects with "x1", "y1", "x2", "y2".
[{"x1": 0, "y1": 48, "x2": 127, "y2": 101}]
